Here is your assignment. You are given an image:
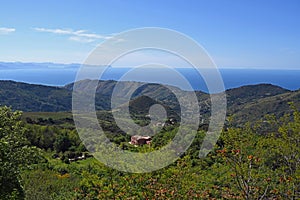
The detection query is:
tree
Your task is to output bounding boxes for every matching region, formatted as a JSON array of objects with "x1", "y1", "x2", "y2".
[
  {"x1": 257, "y1": 104, "x2": 300, "y2": 199},
  {"x1": 218, "y1": 125, "x2": 270, "y2": 199},
  {"x1": 53, "y1": 130, "x2": 71, "y2": 153},
  {"x1": 0, "y1": 106, "x2": 41, "y2": 199},
  {"x1": 217, "y1": 105, "x2": 300, "y2": 199}
]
